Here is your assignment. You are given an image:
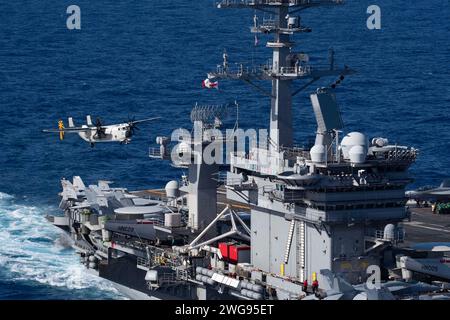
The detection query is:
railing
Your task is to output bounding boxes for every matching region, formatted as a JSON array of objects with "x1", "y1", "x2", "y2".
[
  {"x1": 373, "y1": 229, "x2": 405, "y2": 243},
  {"x1": 280, "y1": 146, "x2": 311, "y2": 159},
  {"x1": 159, "y1": 273, "x2": 178, "y2": 285},
  {"x1": 137, "y1": 257, "x2": 150, "y2": 269},
  {"x1": 212, "y1": 64, "x2": 263, "y2": 77},
  {"x1": 146, "y1": 273, "x2": 177, "y2": 289},
  {"x1": 226, "y1": 178, "x2": 246, "y2": 186},
  {"x1": 211, "y1": 63, "x2": 312, "y2": 78},
  {"x1": 149, "y1": 147, "x2": 162, "y2": 158},
  {"x1": 144, "y1": 267, "x2": 192, "y2": 289},
  {"x1": 277, "y1": 65, "x2": 312, "y2": 76},
  {"x1": 215, "y1": 173, "x2": 256, "y2": 189},
  {"x1": 146, "y1": 271, "x2": 190, "y2": 289},
  {"x1": 175, "y1": 268, "x2": 192, "y2": 281},
  {"x1": 226, "y1": 179, "x2": 258, "y2": 191},
  {"x1": 265, "y1": 187, "x2": 306, "y2": 202},
  {"x1": 261, "y1": 18, "x2": 276, "y2": 28}
]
